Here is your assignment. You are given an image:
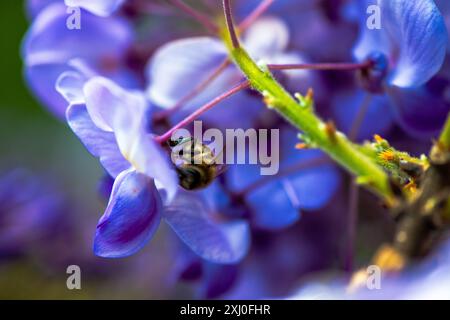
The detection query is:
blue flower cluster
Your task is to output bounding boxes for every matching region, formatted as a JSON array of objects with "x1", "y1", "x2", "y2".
[{"x1": 21, "y1": 0, "x2": 449, "y2": 298}]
